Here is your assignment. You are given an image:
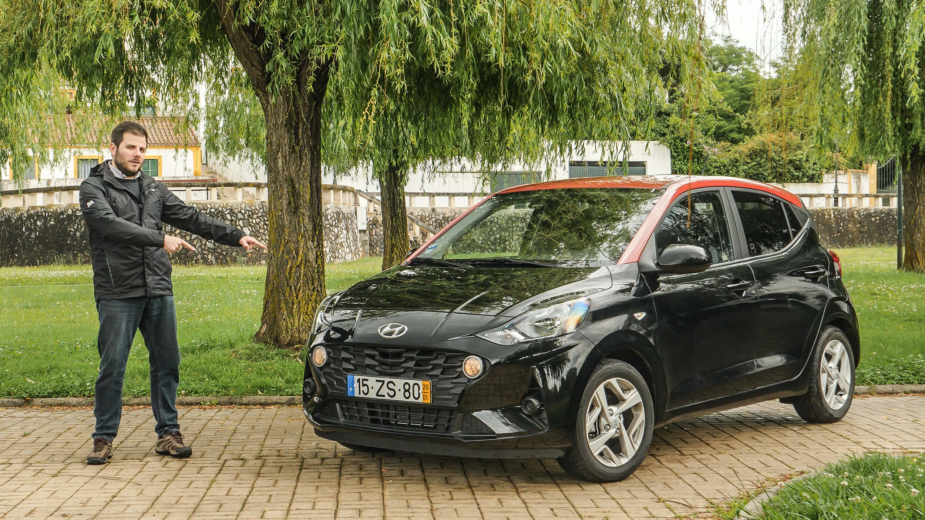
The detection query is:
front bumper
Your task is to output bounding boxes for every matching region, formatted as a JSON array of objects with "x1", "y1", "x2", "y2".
[
  {"x1": 302, "y1": 333, "x2": 595, "y2": 459},
  {"x1": 304, "y1": 406, "x2": 568, "y2": 459}
]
